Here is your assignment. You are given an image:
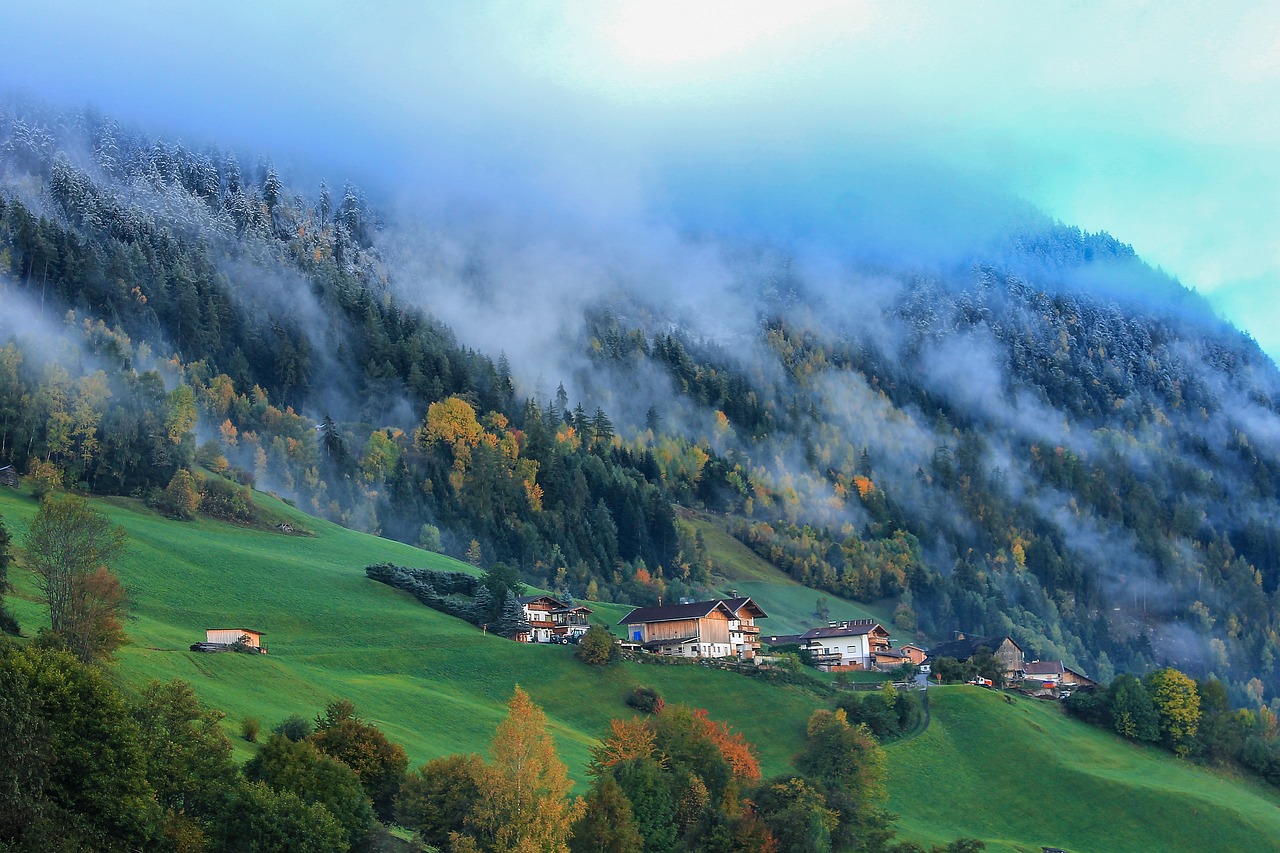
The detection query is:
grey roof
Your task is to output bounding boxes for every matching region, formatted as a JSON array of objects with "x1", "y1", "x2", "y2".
[
  {"x1": 1024, "y1": 661, "x2": 1066, "y2": 677},
  {"x1": 800, "y1": 620, "x2": 887, "y2": 641},
  {"x1": 928, "y1": 635, "x2": 1020, "y2": 661},
  {"x1": 619, "y1": 599, "x2": 733, "y2": 625}
]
